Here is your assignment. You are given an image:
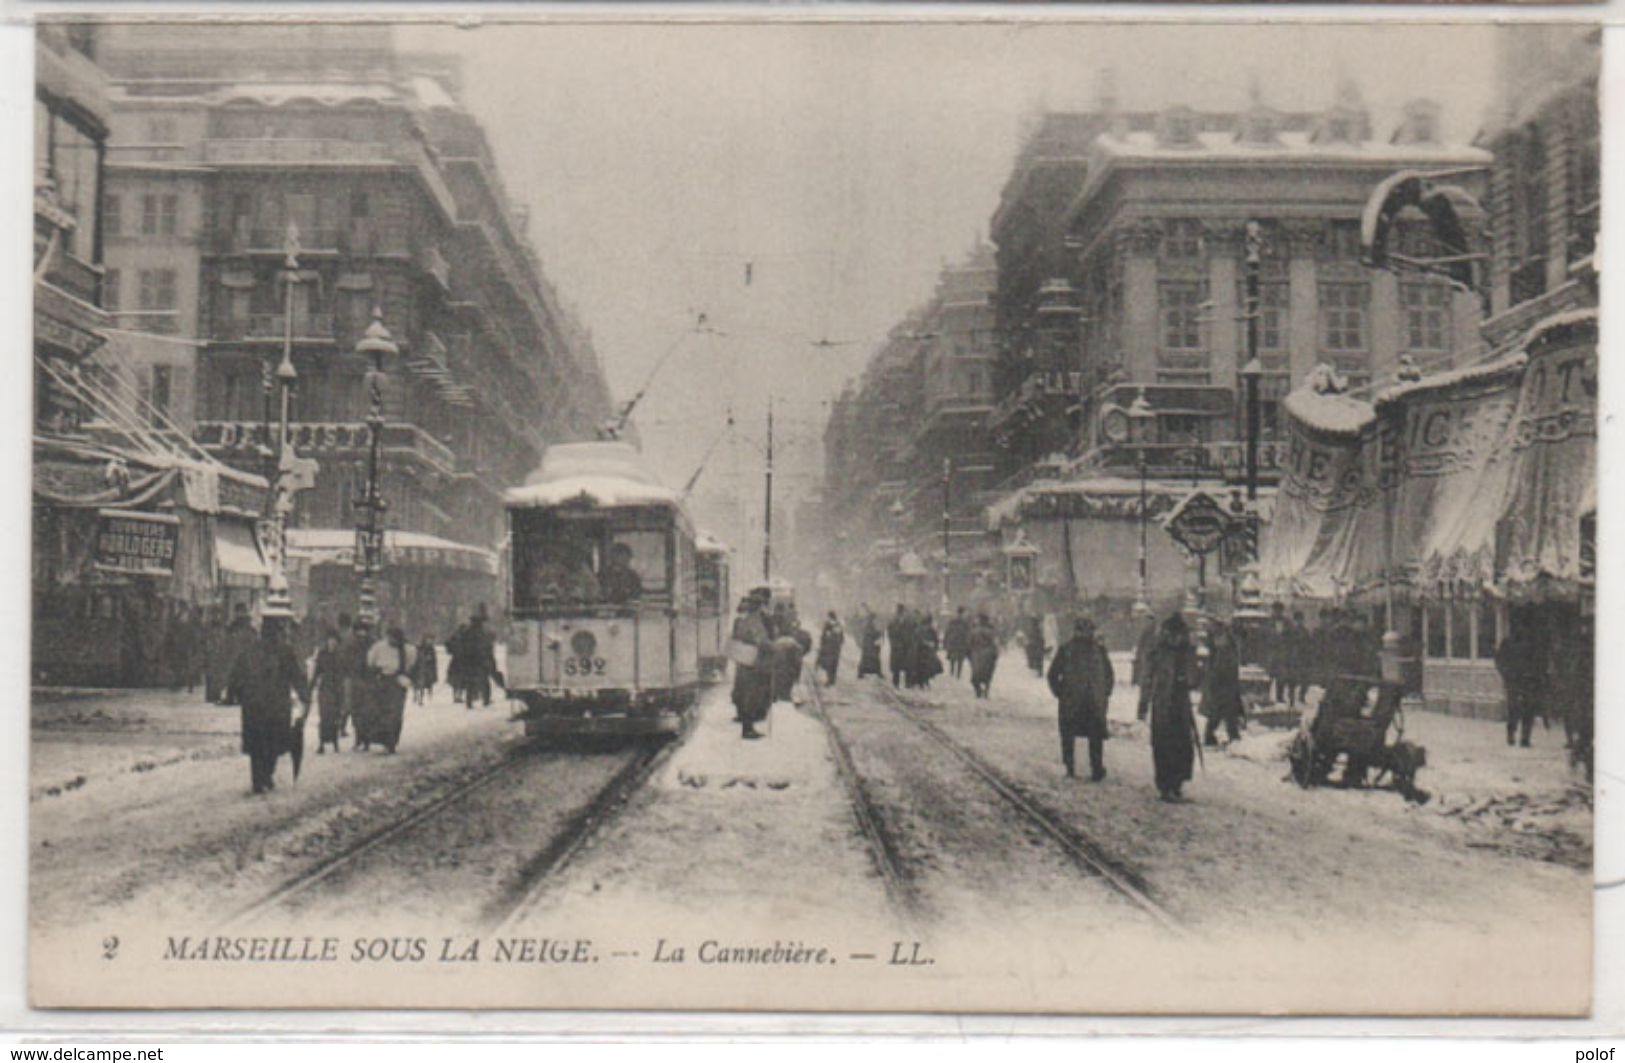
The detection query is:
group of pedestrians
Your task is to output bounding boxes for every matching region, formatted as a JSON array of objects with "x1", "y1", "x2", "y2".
[{"x1": 884, "y1": 605, "x2": 945, "y2": 690}]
